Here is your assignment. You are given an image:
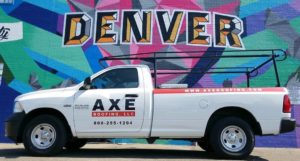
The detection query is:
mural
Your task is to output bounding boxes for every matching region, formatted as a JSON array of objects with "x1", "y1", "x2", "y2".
[
  {"x1": 0, "y1": 63, "x2": 2, "y2": 85},
  {"x1": 0, "y1": 0, "x2": 299, "y2": 147}
]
